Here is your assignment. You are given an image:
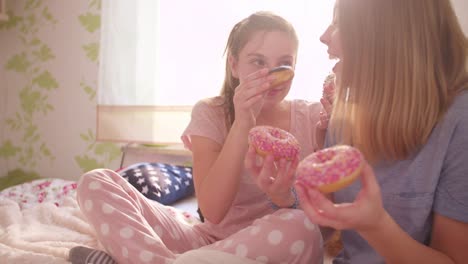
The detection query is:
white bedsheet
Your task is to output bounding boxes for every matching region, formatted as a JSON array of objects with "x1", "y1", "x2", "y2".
[{"x1": 0, "y1": 197, "x2": 98, "y2": 263}]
